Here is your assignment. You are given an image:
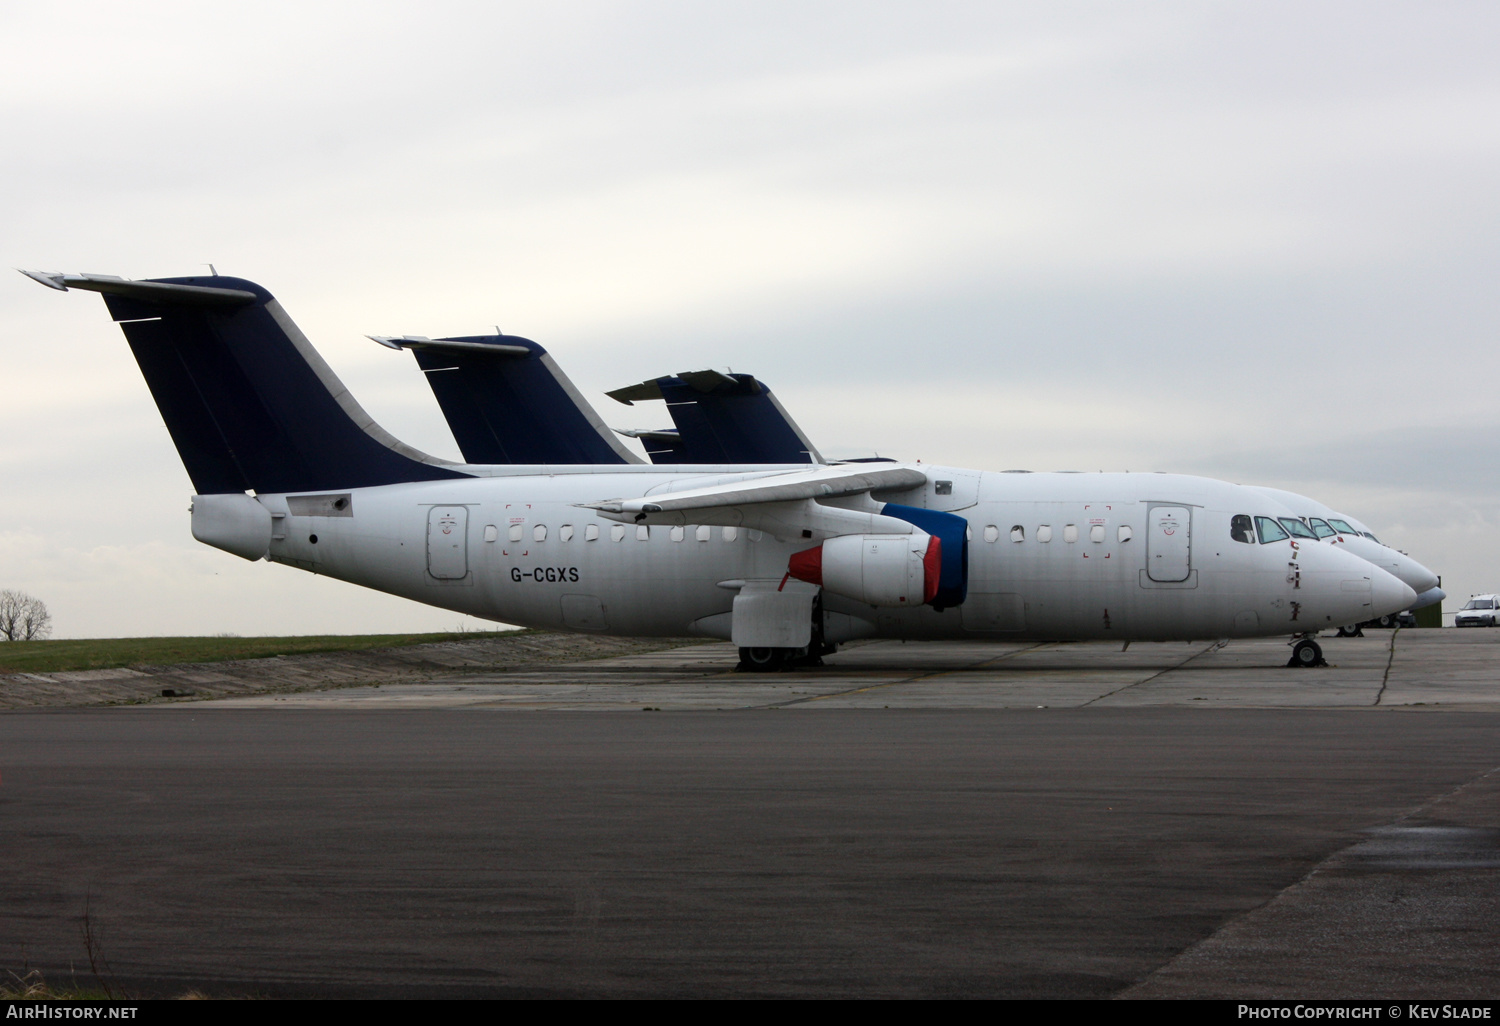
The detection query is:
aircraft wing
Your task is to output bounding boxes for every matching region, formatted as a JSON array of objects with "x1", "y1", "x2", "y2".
[{"x1": 584, "y1": 464, "x2": 925, "y2": 520}]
